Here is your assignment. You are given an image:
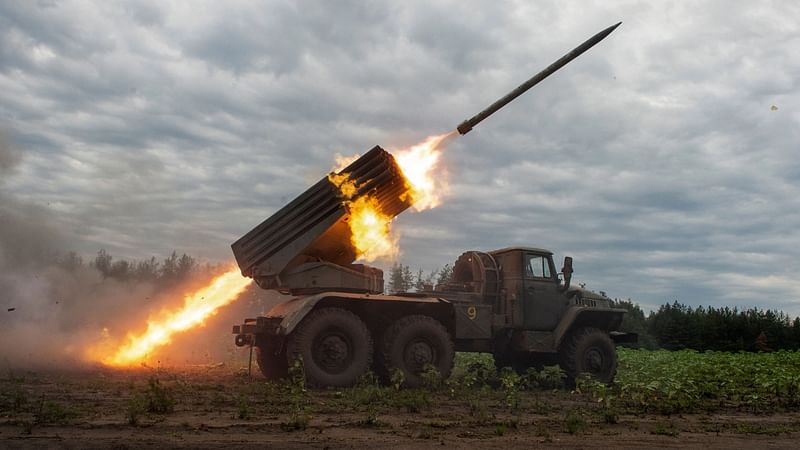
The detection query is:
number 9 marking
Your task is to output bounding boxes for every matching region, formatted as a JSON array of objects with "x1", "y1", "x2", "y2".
[{"x1": 467, "y1": 306, "x2": 477, "y2": 320}]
